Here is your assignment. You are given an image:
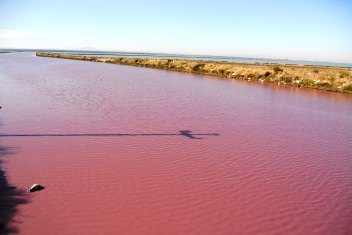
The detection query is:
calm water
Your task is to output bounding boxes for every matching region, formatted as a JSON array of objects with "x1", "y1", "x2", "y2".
[{"x1": 1, "y1": 52, "x2": 352, "y2": 235}]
